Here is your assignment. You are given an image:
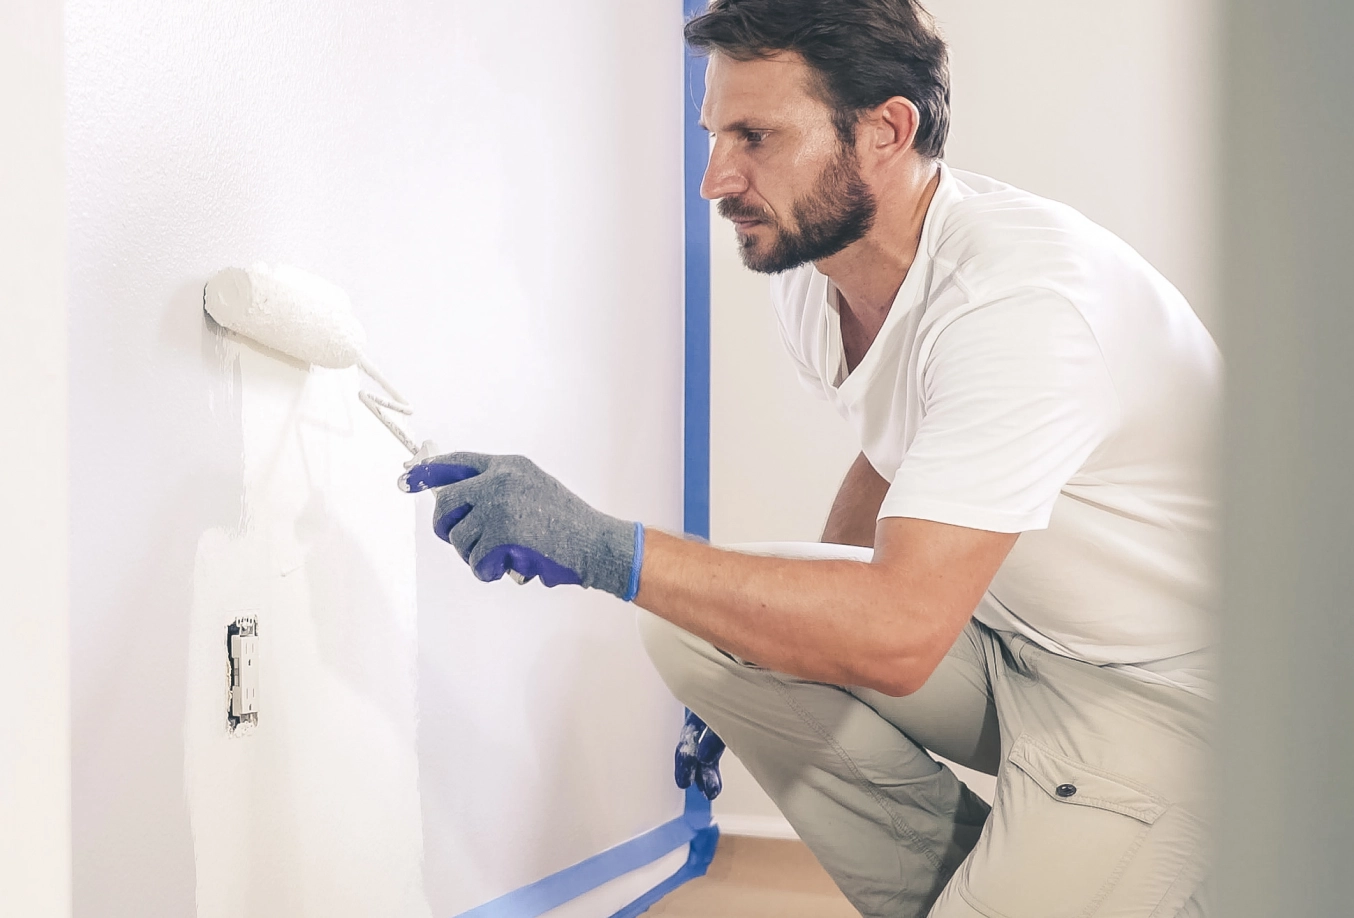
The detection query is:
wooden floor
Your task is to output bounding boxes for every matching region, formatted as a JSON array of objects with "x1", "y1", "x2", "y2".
[{"x1": 648, "y1": 836, "x2": 860, "y2": 917}]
